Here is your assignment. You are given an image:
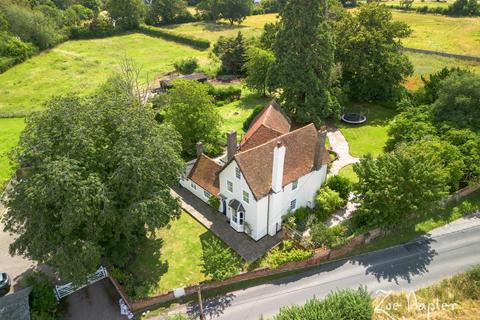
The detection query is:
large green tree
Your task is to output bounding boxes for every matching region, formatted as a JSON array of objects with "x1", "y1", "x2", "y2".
[
  {"x1": 146, "y1": 0, "x2": 188, "y2": 25},
  {"x1": 2, "y1": 75, "x2": 184, "y2": 283},
  {"x1": 164, "y1": 79, "x2": 222, "y2": 157},
  {"x1": 353, "y1": 140, "x2": 463, "y2": 229},
  {"x1": 271, "y1": 0, "x2": 340, "y2": 124},
  {"x1": 336, "y1": 4, "x2": 413, "y2": 101},
  {"x1": 106, "y1": 0, "x2": 145, "y2": 30},
  {"x1": 244, "y1": 46, "x2": 275, "y2": 96},
  {"x1": 433, "y1": 72, "x2": 480, "y2": 131},
  {"x1": 219, "y1": 0, "x2": 251, "y2": 25},
  {"x1": 213, "y1": 32, "x2": 246, "y2": 75}
]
